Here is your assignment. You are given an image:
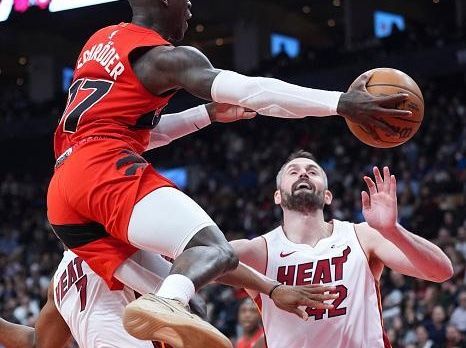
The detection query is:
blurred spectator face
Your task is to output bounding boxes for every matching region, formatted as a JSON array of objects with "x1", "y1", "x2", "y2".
[
  {"x1": 392, "y1": 316, "x2": 403, "y2": 330},
  {"x1": 458, "y1": 291, "x2": 466, "y2": 310},
  {"x1": 458, "y1": 227, "x2": 466, "y2": 241},
  {"x1": 386, "y1": 328, "x2": 397, "y2": 343},
  {"x1": 438, "y1": 228, "x2": 452, "y2": 245},
  {"x1": 238, "y1": 299, "x2": 261, "y2": 335},
  {"x1": 416, "y1": 325, "x2": 429, "y2": 343},
  {"x1": 446, "y1": 324, "x2": 462, "y2": 343},
  {"x1": 424, "y1": 285, "x2": 439, "y2": 305},
  {"x1": 390, "y1": 271, "x2": 405, "y2": 287},
  {"x1": 444, "y1": 212, "x2": 454, "y2": 226},
  {"x1": 432, "y1": 305, "x2": 446, "y2": 324}
]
